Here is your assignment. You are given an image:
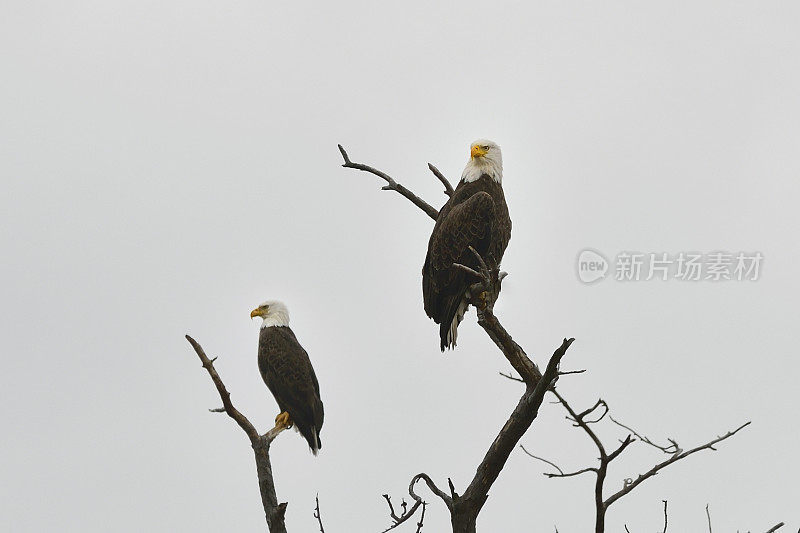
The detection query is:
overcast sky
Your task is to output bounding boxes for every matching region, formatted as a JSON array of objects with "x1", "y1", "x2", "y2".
[{"x1": 2, "y1": 2, "x2": 799, "y2": 532}]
